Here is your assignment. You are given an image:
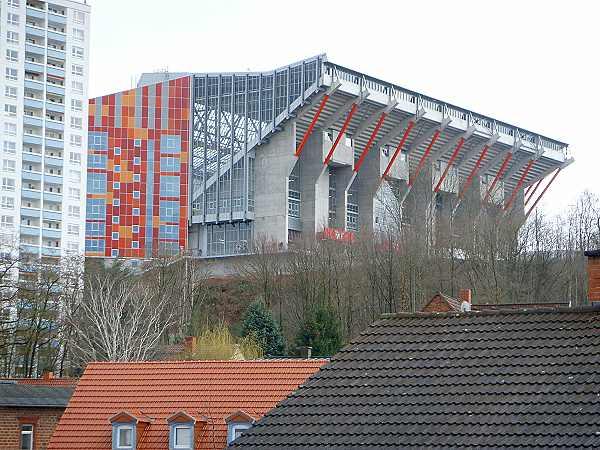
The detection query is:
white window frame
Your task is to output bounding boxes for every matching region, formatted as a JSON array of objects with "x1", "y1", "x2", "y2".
[
  {"x1": 6, "y1": 31, "x2": 19, "y2": 43},
  {"x1": 20, "y1": 424, "x2": 33, "y2": 450},
  {"x1": 72, "y1": 80, "x2": 84, "y2": 94},
  {"x1": 72, "y1": 46, "x2": 84, "y2": 59},
  {"x1": 71, "y1": 63, "x2": 83, "y2": 76},
  {"x1": 71, "y1": 99, "x2": 83, "y2": 112},
  {"x1": 5, "y1": 67, "x2": 18, "y2": 81},
  {"x1": 228, "y1": 423, "x2": 252, "y2": 444},
  {"x1": 5, "y1": 49, "x2": 18, "y2": 62},
  {"x1": 173, "y1": 425, "x2": 193, "y2": 449},
  {"x1": 68, "y1": 205, "x2": 80, "y2": 218},
  {"x1": 5, "y1": 86, "x2": 17, "y2": 98},
  {"x1": 7, "y1": 13, "x2": 19, "y2": 25},
  {"x1": 70, "y1": 117, "x2": 82, "y2": 129},
  {"x1": 4, "y1": 123, "x2": 17, "y2": 136},
  {"x1": 7, "y1": 0, "x2": 20, "y2": 7},
  {"x1": 4, "y1": 104, "x2": 17, "y2": 117},
  {"x1": 73, "y1": 28, "x2": 84, "y2": 41},
  {"x1": 116, "y1": 424, "x2": 133, "y2": 449}
]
